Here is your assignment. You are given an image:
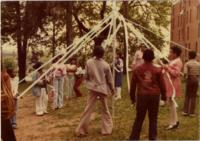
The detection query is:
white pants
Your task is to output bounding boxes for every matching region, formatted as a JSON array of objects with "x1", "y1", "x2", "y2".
[
  {"x1": 168, "y1": 97, "x2": 178, "y2": 125},
  {"x1": 115, "y1": 87, "x2": 121, "y2": 99},
  {"x1": 35, "y1": 88, "x2": 48, "y2": 115}
]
